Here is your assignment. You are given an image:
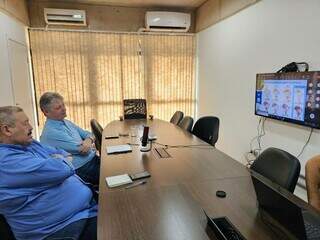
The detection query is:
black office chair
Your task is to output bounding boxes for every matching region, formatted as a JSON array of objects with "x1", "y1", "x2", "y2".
[
  {"x1": 123, "y1": 99, "x2": 147, "y2": 119},
  {"x1": 251, "y1": 147, "x2": 301, "y2": 193},
  {"x1": 192, "y1": 116, "x2": 219, "y2": 147},
  {"x1": 90, "y1": 119, "x2": 103, "y2": 155},
  {"x1": 170, "y1": 111, "x2": 184, "y2": 125},
  {"x1": 178, "y1": 116, "x2": 193, "y2": 132},
  {"x1": 0, "y1": 215, "x2": 15, "y2": 240}
]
